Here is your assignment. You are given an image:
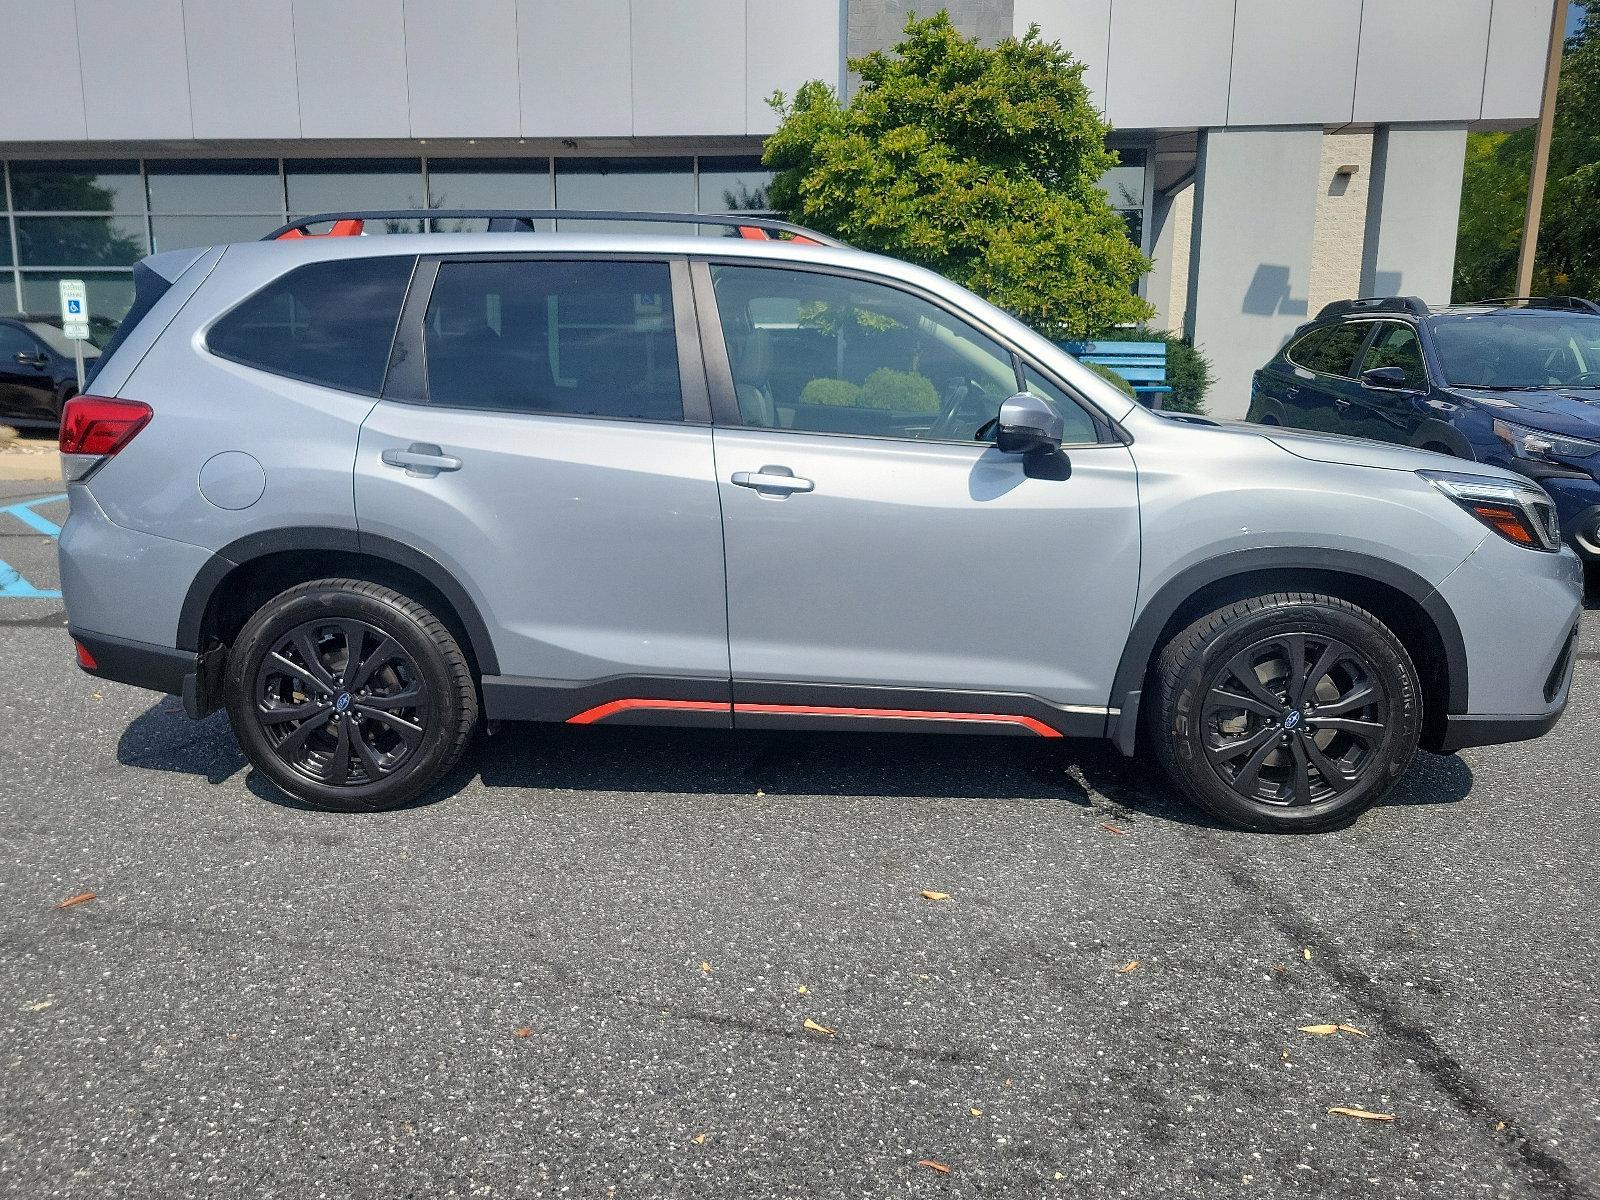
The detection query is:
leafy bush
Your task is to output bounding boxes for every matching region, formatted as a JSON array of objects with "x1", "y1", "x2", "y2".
[
  {"x1": 859, "y1": 367, "x2": 940, "y2": 411},
  {"x1": 764, "y1": 13, "x2": 1153, "y2": 340},
  {"x1": 1111, "y1": 329, "x2": 1215, "y2": 415},
  {"x1": 1082, "y1": 361, "x2": 1134, "y2": 398},
  {"x1": 800, "y1": 377, "x2": 862, "y2": 407},
  {"x1": 0, "y1": 425, "x2": 17, "y2": 450}
]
